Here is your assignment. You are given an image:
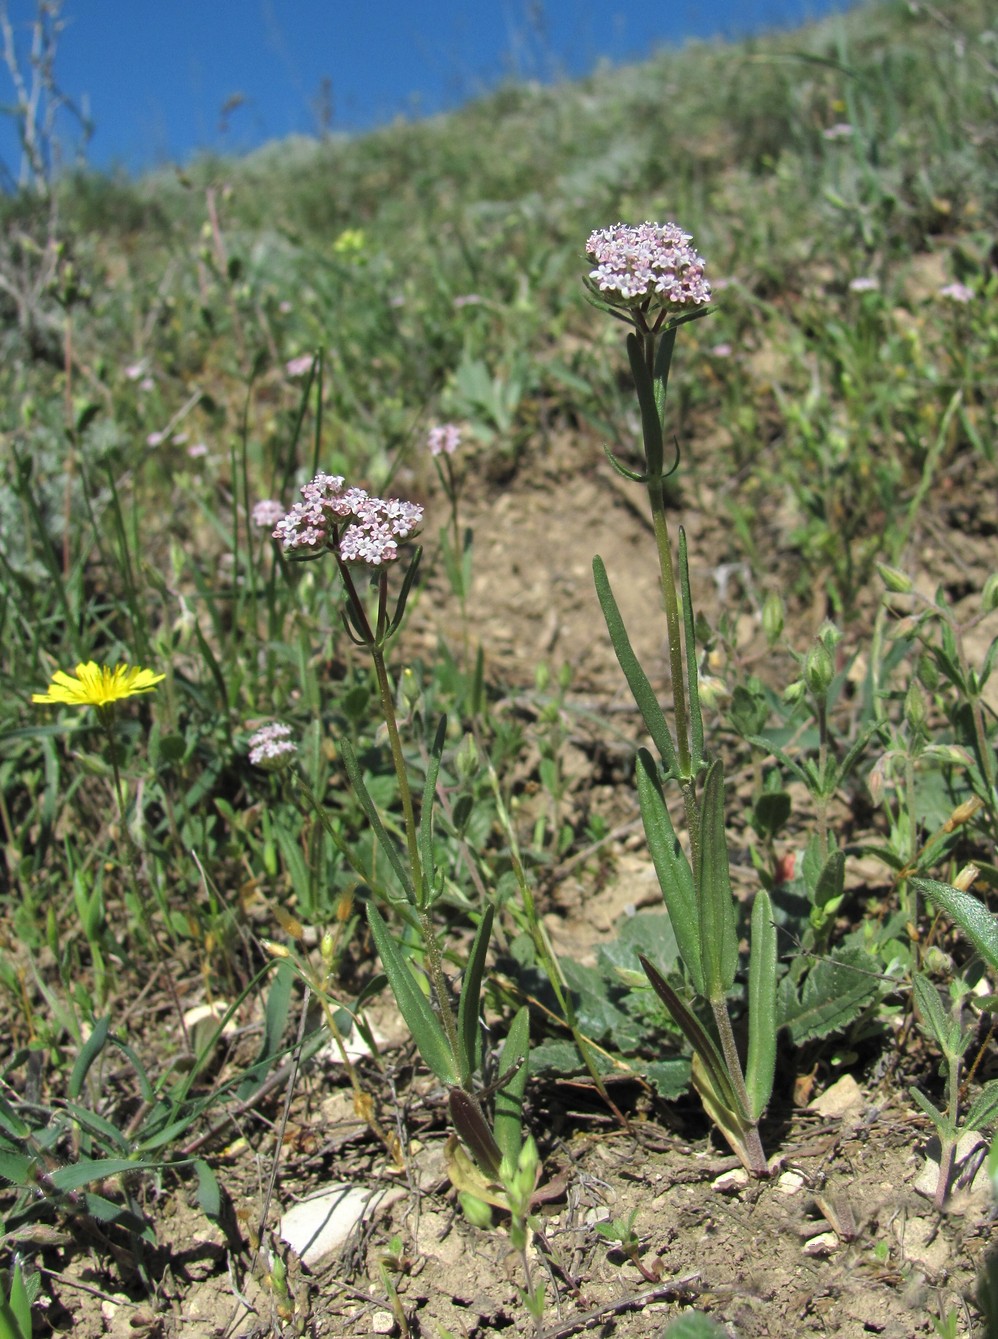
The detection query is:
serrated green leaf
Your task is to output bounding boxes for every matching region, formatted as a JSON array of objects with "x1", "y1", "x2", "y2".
[
  {"x1": 777, "y1": 948, "x2": 882, "y2": 1044},
  {"x1": 0, "y1": 1151, "x2": 34, "y2": 1187}
]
